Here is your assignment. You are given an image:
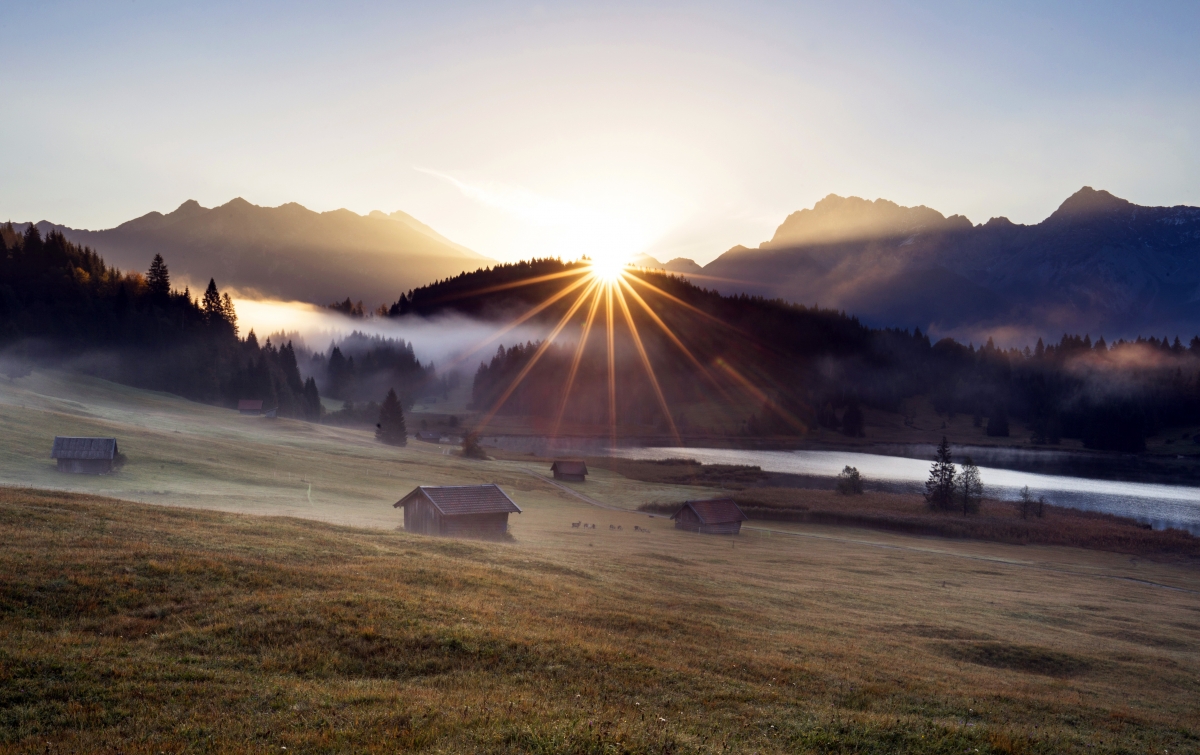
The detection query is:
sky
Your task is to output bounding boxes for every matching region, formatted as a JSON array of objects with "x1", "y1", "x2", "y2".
[{"x1": 2, "y1": 0, "x2": 1197, "y2": 265}]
